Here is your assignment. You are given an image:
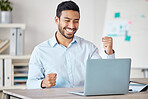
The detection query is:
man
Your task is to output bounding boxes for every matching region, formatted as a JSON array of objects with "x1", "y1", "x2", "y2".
[{"x1": 27, "y1": 1, "x2": 115, "y2": 89}]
